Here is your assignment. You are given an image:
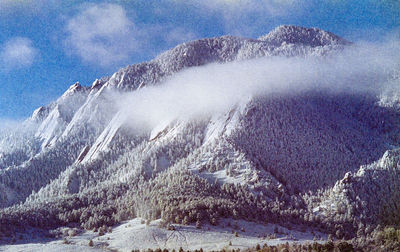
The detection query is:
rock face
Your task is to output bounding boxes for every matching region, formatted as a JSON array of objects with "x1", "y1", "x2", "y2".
[{"x1": 0, "y1": 25, "x2": 399, "y2": 240}]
